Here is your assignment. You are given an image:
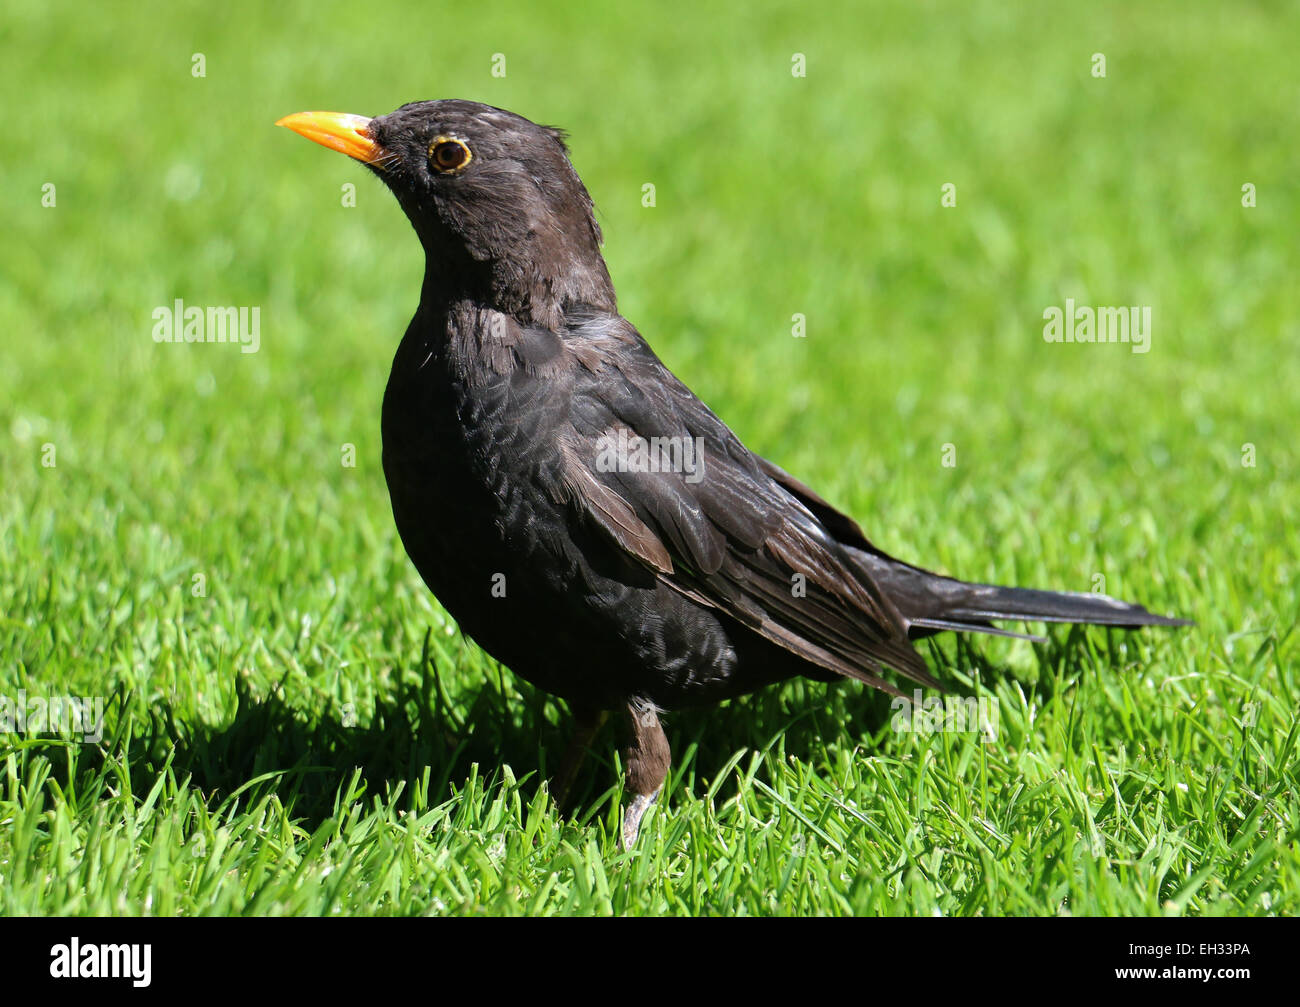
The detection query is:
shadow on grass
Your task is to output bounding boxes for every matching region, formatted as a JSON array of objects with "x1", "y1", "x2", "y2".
[
  {"x1": 30, "y1": 624, "x2": 1115, "y2": 830},
  {"x1": 153, "y1": 663, "x2": 562, "y2": 829}
]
